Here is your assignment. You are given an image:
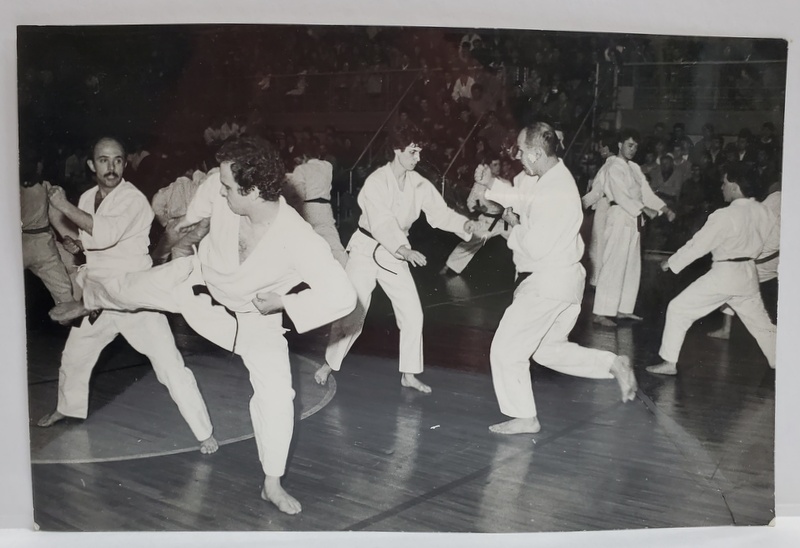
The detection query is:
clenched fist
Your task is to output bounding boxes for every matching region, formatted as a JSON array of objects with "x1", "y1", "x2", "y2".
[{"x1": 47, "y1": 185, "x2": 69, "y2": 211}]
